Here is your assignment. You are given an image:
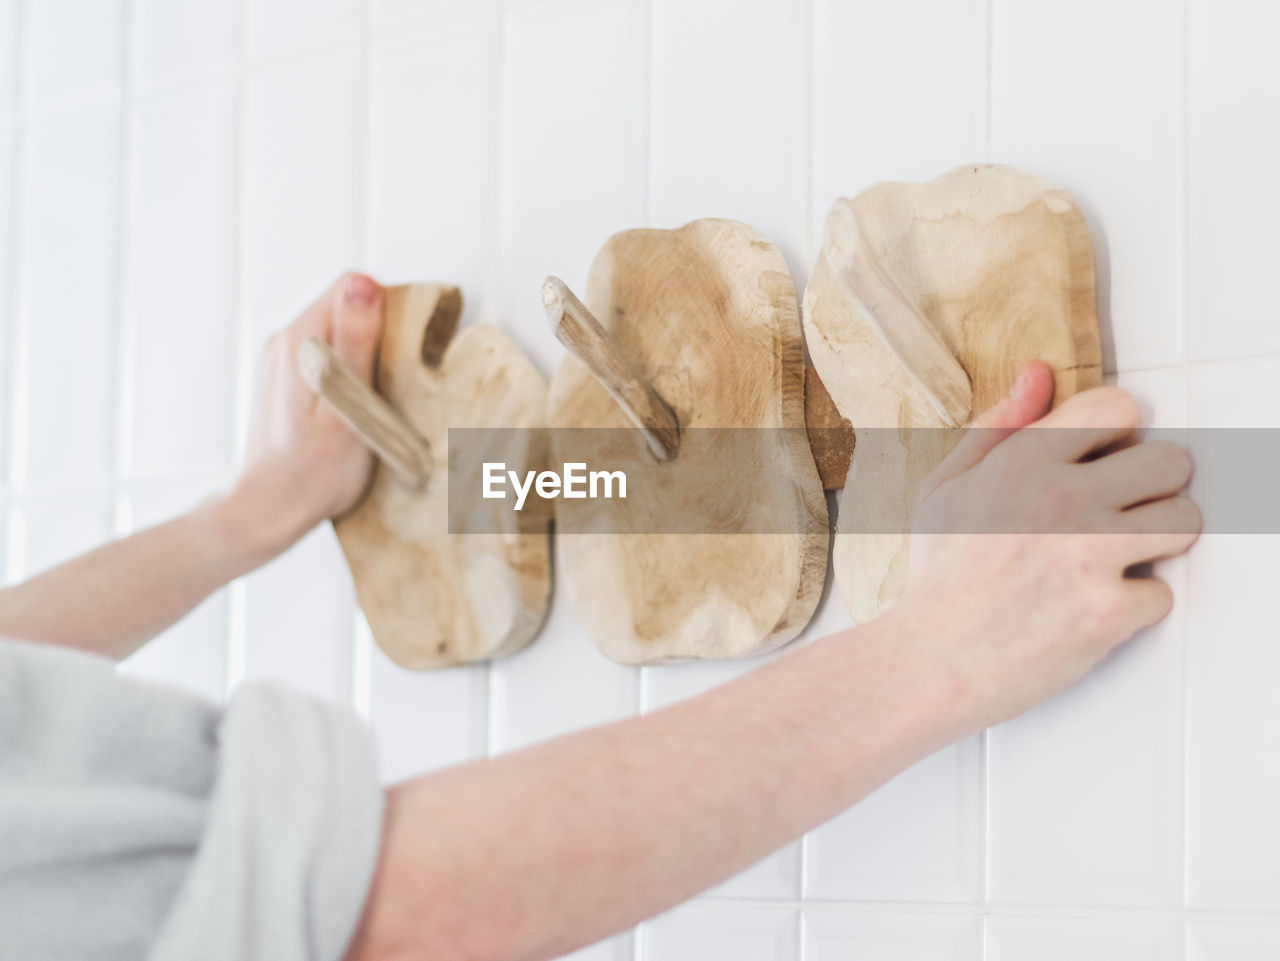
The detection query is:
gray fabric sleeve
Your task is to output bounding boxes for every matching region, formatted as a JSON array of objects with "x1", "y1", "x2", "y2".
[
  {"x1": 148, "y1": 680, "x2": 384, "y2": 961},
  {"x1": 0, "y1": 639, "x2": 384, "y2": 961}
]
